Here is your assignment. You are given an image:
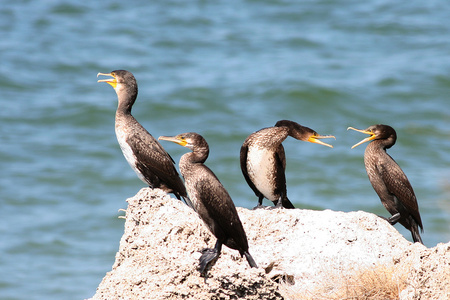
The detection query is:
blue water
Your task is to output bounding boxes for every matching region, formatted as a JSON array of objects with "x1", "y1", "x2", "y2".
[{"x1": 1, "y1": 1, "x2": 449, "y2": 299}]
